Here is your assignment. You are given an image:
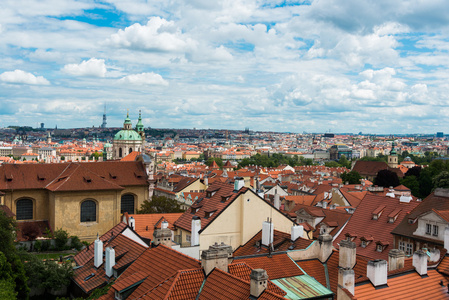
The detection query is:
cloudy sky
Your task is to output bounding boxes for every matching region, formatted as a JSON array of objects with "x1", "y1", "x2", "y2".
[{"x1": 1, "y1": 0, "x2": 449, "y2": 134}]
